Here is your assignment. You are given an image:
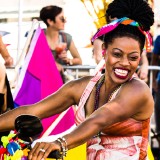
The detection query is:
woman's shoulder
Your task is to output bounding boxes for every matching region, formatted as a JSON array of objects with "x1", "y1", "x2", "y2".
[
  {"x1": 64, "y1": 76, "x2": 94, "y2": 93},
  {"x1": 66, "y1": 76, "x2": 93, "y2": 89},
  {"x1": 60, "y1": 31, "x2": 71, "y2": 36},
  {"x1": 59, "y1": 31, "x2": 72, "y2": 40},
  {"x1": 59, "y1": 31, "x2": 72, "y2": 49},
  {"x1": 122, "y1": 78, "x2": 150, "y2": 94},
  {"x1": 115, "y1": 77, "x2": 153, "y2": 110},
  {"x1": 115, "y1": 78, "x2": 154, "y2": 120},
  {"x1": 120, "y1": 78, "x2": 154, "y2": 108},
  {"x1": 63, "y1": 76, "x2": 94, "y2": 101}
]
